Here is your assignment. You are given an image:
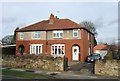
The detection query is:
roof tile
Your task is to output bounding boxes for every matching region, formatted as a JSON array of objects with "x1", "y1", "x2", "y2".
[{"x1": 16, "y1": 19, "x2": 83, "y2": 32}]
